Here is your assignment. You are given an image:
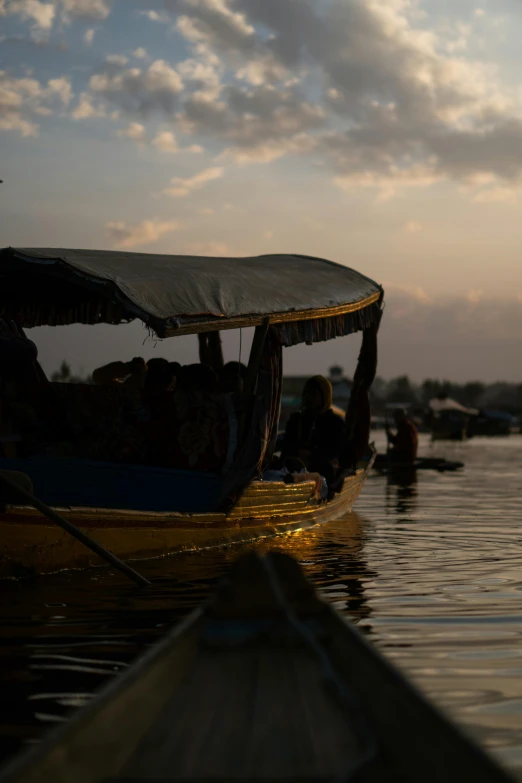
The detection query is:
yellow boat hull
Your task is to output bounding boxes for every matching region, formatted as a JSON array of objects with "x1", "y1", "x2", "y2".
[{"x1": 0, "y1": 461, "x2": 372, "y2": 577}]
